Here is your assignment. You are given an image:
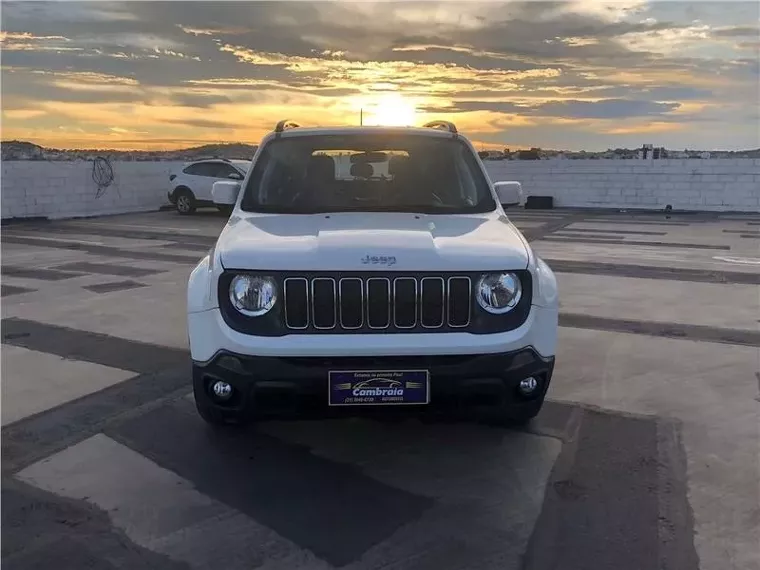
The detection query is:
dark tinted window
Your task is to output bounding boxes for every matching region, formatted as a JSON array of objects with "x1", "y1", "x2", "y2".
[
  {"x1": 240, "y1": 134, "x2": 495, "y2": 215},
  {"x1": 183, "y1": 162, "x2": 224, "y2": 177},
  {"x1": 215, "y1": 163, "x2": 240, "y2": 178}
]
